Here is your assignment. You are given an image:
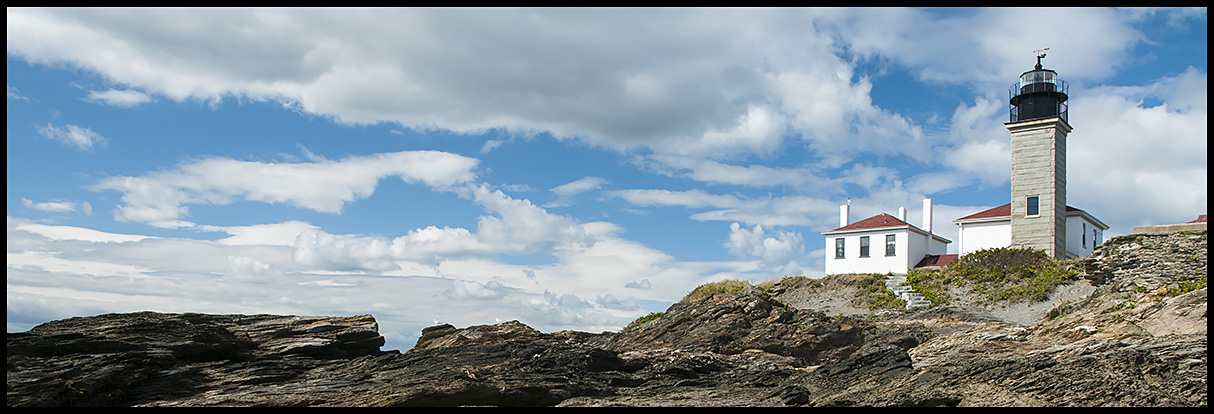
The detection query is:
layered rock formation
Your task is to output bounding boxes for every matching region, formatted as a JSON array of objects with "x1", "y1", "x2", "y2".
[{"x1": 7, "y1": 232, "x2": 1206, "y2": 407}]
